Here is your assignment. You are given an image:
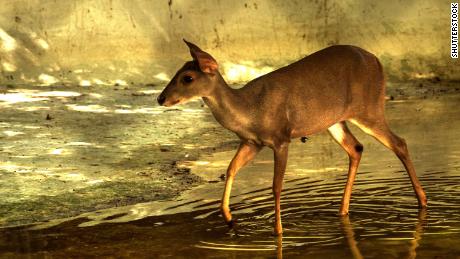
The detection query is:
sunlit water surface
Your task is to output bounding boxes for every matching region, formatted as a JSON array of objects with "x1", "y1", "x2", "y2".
[{"x1": 1, "y1": 96, "x2": 460, "y2": 258}]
